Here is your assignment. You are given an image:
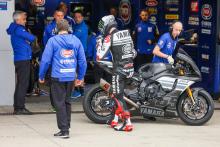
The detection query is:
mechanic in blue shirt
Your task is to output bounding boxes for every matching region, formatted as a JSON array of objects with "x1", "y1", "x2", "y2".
[
  {"x1": 72, "y1": 10, "x2": 88, "y2": 54},
  {"x1": 87, "y1": 32, "x2": 112, "y2": 83},
  {"x1": 152, "y1": 21, "x2": 183, "y2": 64},
  {"x1": 6, "y1": 11, "x2": 36, "y2": 115},
  {"x1": 42, "y1": 9, "x2": 65, "y2": 111},
  {"x1": 72, "y1": 10, "x2": 88, "y2": 98},
  {"x1": 39, "y1": 19, "x2": 87, "y2": 138},
  {"x1": 133, "y1": 10, "x2": 159, "y2": 70},
  {"x1": 43, "y1": 9, "x2": 64, "y2": 46},
  {"x1": 57, "y1": 2, "x2": 75, "y2": 31}
]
